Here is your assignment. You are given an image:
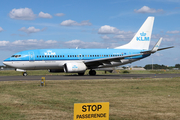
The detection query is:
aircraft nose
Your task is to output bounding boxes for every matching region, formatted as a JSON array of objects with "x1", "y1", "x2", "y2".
[
  {"x1": 3, "y1": 61, "x2": 15, "y2": 68},
  {"x1": 3, "y1": 58, "x2": 11, "y2": 66},
  {"x1": 3, "y1": 61, "x2": 9, "y2": 66}
]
